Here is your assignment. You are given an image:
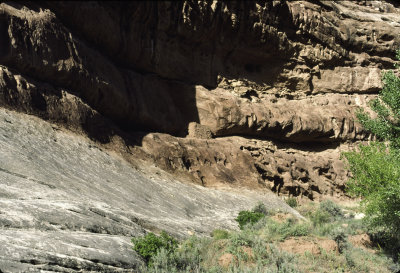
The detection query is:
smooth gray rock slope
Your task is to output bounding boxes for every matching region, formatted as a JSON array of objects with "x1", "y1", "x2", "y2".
[{"x1": 0, "y1": 108, "x2": 299, "y2": 272}]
